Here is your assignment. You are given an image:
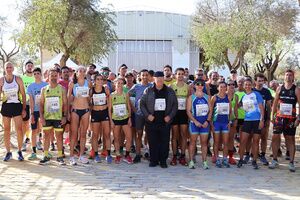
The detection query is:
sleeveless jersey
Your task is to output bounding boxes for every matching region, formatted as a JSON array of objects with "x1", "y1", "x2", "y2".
[
  {"x1": 2, "y1": 75, "x2": 21, "y2": 103},
  {"x1": 91, "y1": 86, "x2": 107, "y2": 106},
  {"x1": 276, "y1": 85, "x2": 297, "y2": 119},
  {"x1": 191, "y1": 93, "x2": 209, "y2": 124},
  {"x1": 171, "y1": 82, "x2": 189, "y2": 110},
  {"x1": 43, "y1": 85, "x2": 63, "y2": 120},
  {"x1": 235, "y1": 91, "x2": 246, "y2": 119},
  {"x1": 73, "y1": 80, "x2": 89, "y2": 98},
  {"x1": 213, "y1": 95, "x2": 230, "y2": 123},
  {"x1": 111, "y1": 92, "x2": 129, "y2": 120}
]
